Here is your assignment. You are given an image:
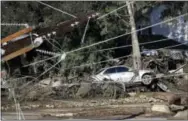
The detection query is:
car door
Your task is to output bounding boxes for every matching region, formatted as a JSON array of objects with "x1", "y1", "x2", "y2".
[
  {"x1": 103, "y1": 67, "x2": 119, "y2": 81},
  {"x1": 116, "y1": 67, "x2": 135, "y2": 82}
]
